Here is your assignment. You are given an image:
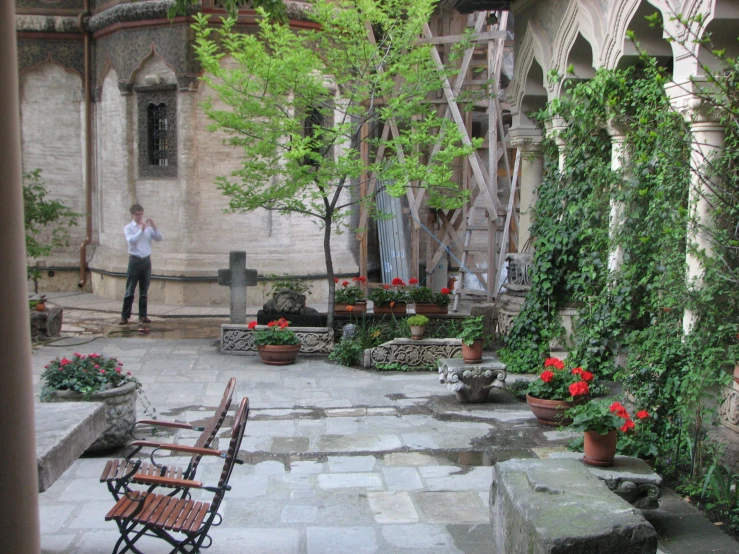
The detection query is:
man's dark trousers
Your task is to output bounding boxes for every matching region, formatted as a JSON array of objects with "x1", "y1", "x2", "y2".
[{"x1": 121, "y1": 255, "x2": 151, "y2": 320}]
